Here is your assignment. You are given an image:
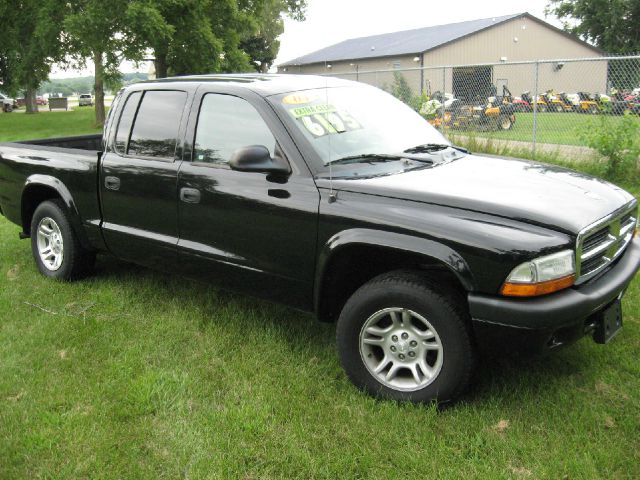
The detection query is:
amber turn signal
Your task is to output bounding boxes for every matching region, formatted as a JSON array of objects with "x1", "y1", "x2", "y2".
[{"x1": 500, "y1": 274, "x2": 575, "y2": 297}]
